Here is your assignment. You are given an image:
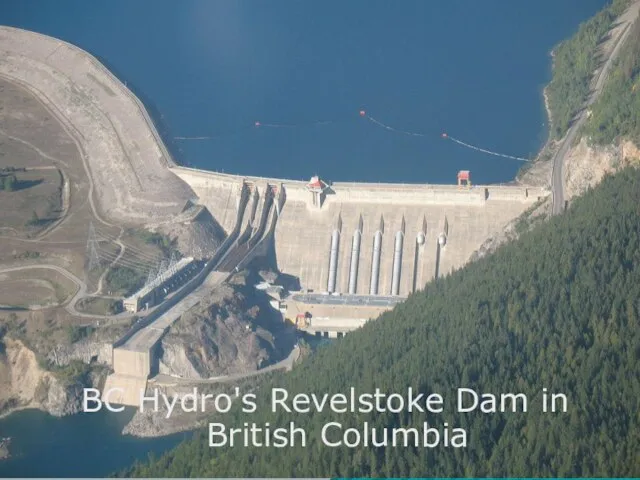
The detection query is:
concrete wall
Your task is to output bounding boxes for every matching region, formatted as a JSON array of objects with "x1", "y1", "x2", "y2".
[
  {"x1": 174, "y1": 166, "x2": 550, "y2": 296},
  {"x1": 102, "y1": 374, "x2": 148, "y2": 407},
  {"x1": 274, "y1": 198, "x2": 532, "y2": 295},
  {"x1": 172, "y1": 166, "x2": 548, "y2": 207},
  {"x1": 113, "y1": 348, "x2": 150, "y2": 378},
  {"x1": 171, "y1": 168, "x2": 244, "y2": 235}
]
